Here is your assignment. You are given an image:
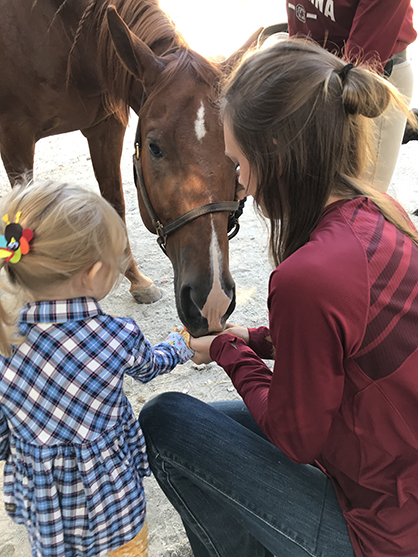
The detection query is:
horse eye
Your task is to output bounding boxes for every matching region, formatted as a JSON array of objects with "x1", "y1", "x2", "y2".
[{"x1": 148, "y1": 142, "x2": 163, "y2": 158}]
